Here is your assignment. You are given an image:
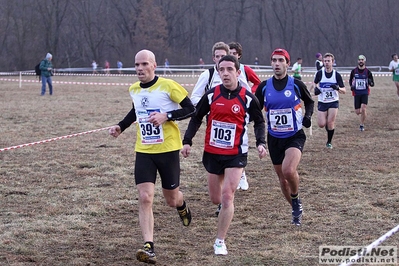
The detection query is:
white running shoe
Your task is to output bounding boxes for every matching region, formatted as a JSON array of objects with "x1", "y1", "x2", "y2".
[
  {"x1": 237, "y1": 171, "x2": 249, "y2": 190},
  {"x1": 213, "y1": 242, "x2": 228, "y2": 255}
]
